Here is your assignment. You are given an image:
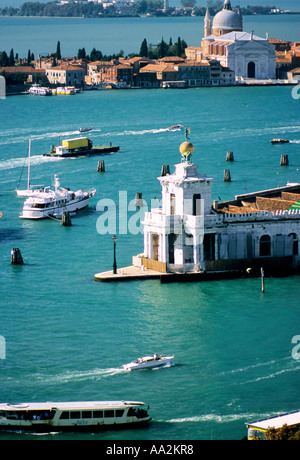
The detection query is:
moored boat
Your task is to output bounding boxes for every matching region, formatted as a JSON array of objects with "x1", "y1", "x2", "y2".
[
  {"x1": 123, "y1": 354, "x2": 174, "y2": 371},
  {"x1": 0, "y1": 400, "x2": 151, "y2": 432},
  {"x1": 28, "y1": 84, "x2": 52, "y2": 96},
  {"x1": 271, "y1": 138, "x2": 290, "y2": 144},
  {"x1": 19, "y1": 175, "x2": 96, "y2": 220},
  {"x1": 44, "y1": 137, "x2": 119, "y2": 157}
]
